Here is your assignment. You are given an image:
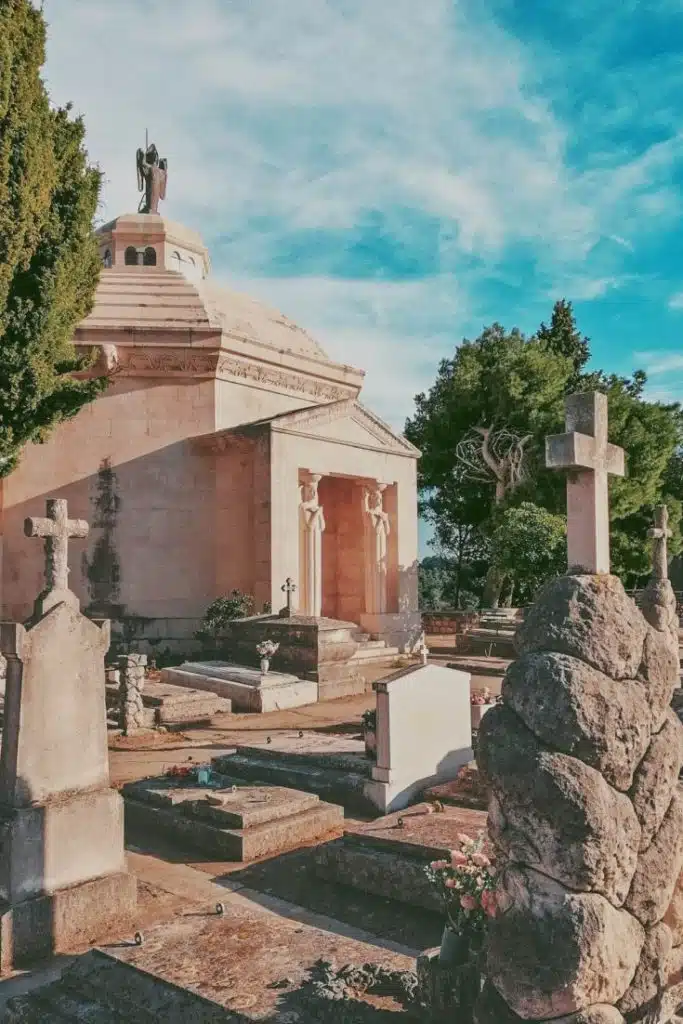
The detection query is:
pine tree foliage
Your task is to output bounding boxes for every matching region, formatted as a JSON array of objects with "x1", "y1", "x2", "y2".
[{"x1": 0, "y1": 0, "x2": 105, "y2": 476}]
